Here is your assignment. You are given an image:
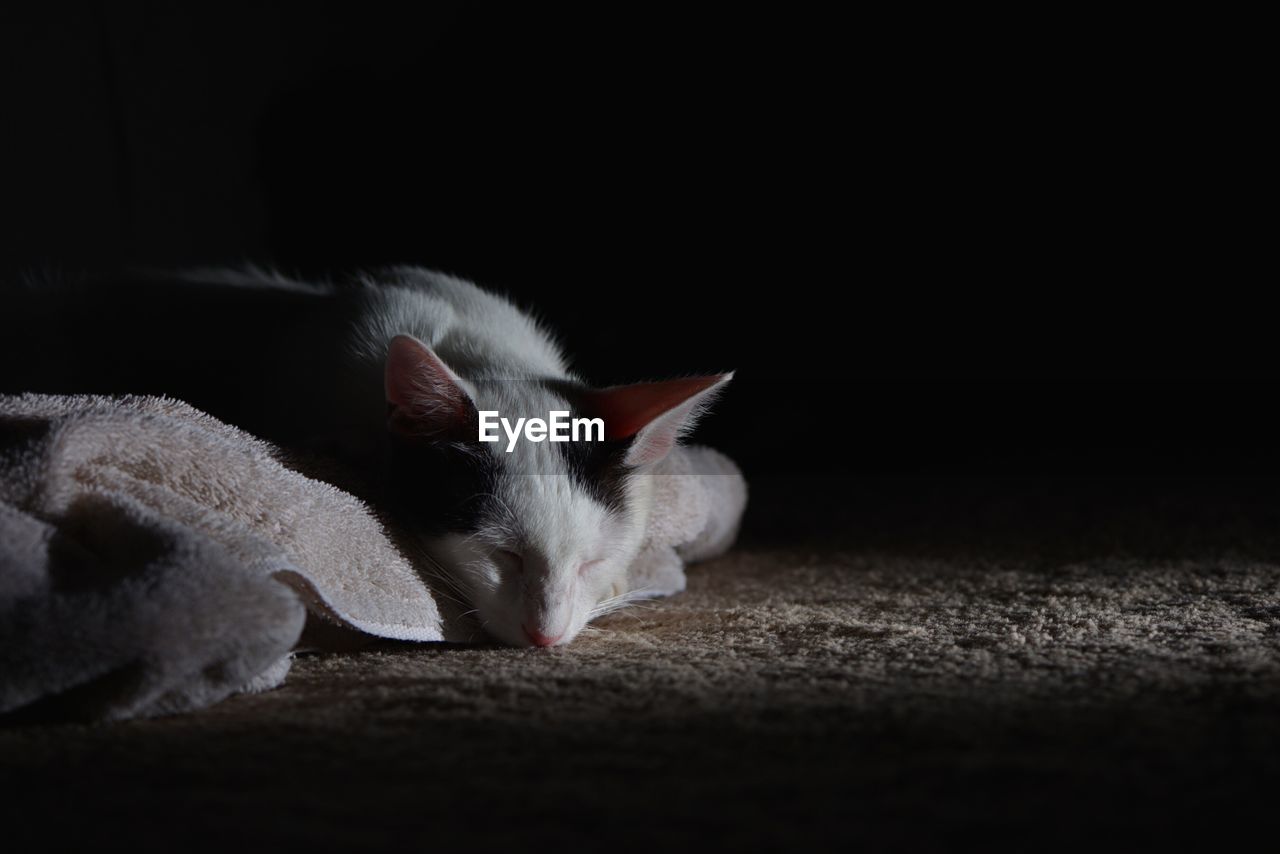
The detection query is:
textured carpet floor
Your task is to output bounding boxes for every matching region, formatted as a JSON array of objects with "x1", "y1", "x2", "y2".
[{"x1": 5, "y1": 478, "x2": 1280, "y2": 851}]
